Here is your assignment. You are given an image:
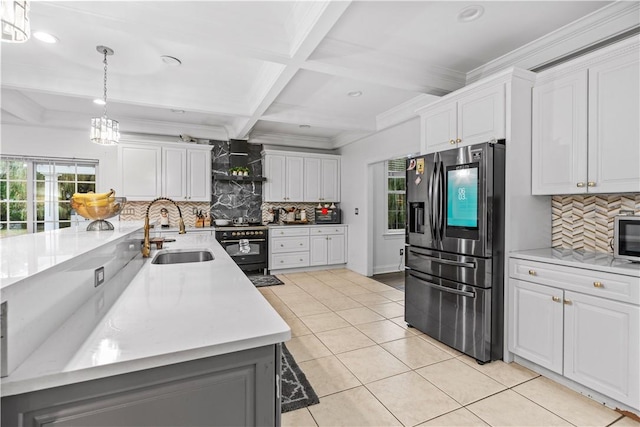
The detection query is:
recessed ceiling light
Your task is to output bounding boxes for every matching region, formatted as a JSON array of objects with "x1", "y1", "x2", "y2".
[
  {"x1": 457, "y1": 5, "x2": 484, "y2": 23},
  {"x1": 93, "y1": 98, "x2": 106, "y2": 105},
  {"x1": 347, "y1": 91, "x2": 362, "y2": 97},
  {"x1": 161, "y1": 55, "x2": 182, "y2": 66},
  {"x1": 299, "y1": 124, "x2": 311, "y2": 128},
  {"x1": 33, "y1": 31, "x2": 58, "y2": 44},
  {"x1": 171, "y1": 109, "x2": 185, "y2": 114}
]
